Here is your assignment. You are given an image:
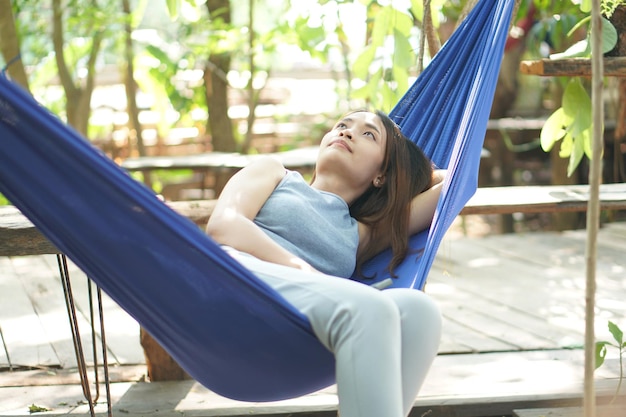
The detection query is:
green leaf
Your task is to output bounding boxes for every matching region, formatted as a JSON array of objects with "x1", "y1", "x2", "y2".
[
  {"x1": 371, "y1": 7, "x2": 392, "y2": 47},
  {"x1": 608, "y1": 321, "x2": 624, "y2": 345},
  {"x1": 352, "y1": 70, "x2": 382, "y2": 101},
  {"x1": 381, "y1": 83, "x2": 396, "y2": 113},
  {"x1": 568, "y1": 133, "x2": 585, "y2": 177},
  {"x1": 393, "y1": 30, "x2": 414, "y2": 69},
  {"x1": 562, "y1": 79, "x2": 592, "y2": 135},
  {"x1": 581, "y1": 127, "x2": 593, "y2": 160},
  {"x1": 166, "y1": 0, "x2": 179, "y2": 21},
  {"x1": 580, "y1": 0, "x2": 592, "y2": 13},
  {"x1": 353, "y1": 45, "x2": 377, "y2": 80},
  {"x1": 560, "y1": 134, "x2": 573, "y2": 158},
  {"x1": 550, "y1": 39, "x2": 590, "y2": 59},
  {"x1": 595, "y1": 341, "x2": 609, "y2": 369},
  {"x1": 391, "y1": 9, "x2": 414, "y2": 36},
  {"x1": 601, "y1": 18, "x2": 618, "y2": 54},
  {"x1": 410, "y1": 0, "x2": 424, "y2": 21},
  {"x1": 392, "y1": 65, "x2": 409, "y2": 96},
  {"x1": 541, "y1": 108, "x2": 567, "y2": 152}
]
